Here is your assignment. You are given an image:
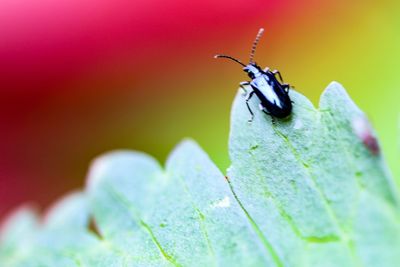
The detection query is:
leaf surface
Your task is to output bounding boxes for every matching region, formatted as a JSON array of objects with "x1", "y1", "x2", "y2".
[{"x1": 1, "y1": 82, "x2": 399, "y2": 267}]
